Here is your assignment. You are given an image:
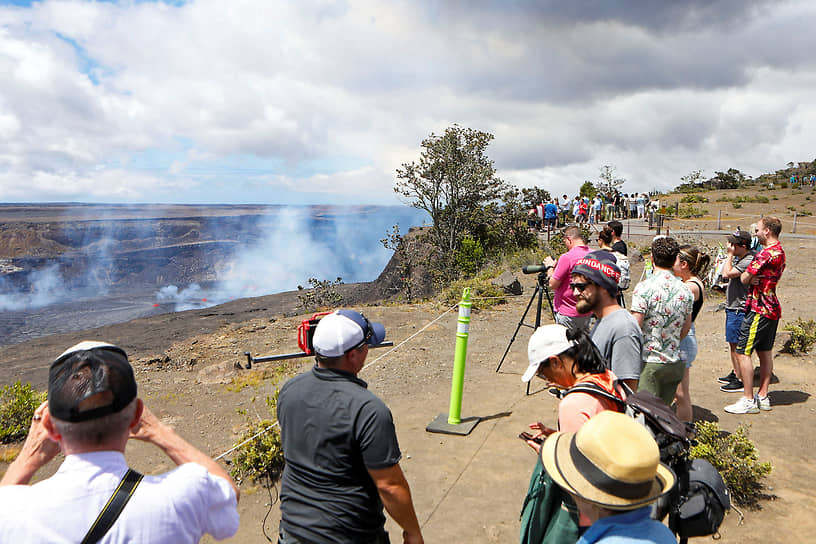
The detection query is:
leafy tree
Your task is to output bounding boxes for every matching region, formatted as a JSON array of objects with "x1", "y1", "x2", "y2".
[
  {"x1": 579, "y1": 180, "x2": 596, "y2": 199},
  {"x1": 713, "y1": 168, "x2": 748, "y2": 189},
  {"x1": 675, "y1": 169, "x2": 705, "y2": 192},
  {"x1": 596, "y1": 165, "x2": 625, "y2": 195},
  {"x1": 521, "y1": 186, "x2": 552, "y2": 209},
  {"x1": 395, "y1": 125, "x2": 507, "y2": 255}
]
